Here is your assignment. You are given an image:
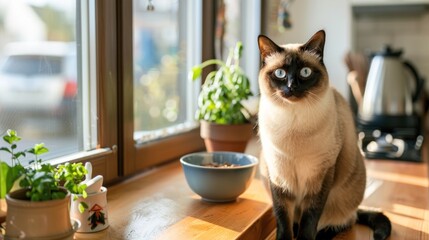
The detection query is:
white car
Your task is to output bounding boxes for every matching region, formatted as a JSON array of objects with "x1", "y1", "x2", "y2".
[{"x1": 0, "y1": 41, "x2": 77, "y2": 132}]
